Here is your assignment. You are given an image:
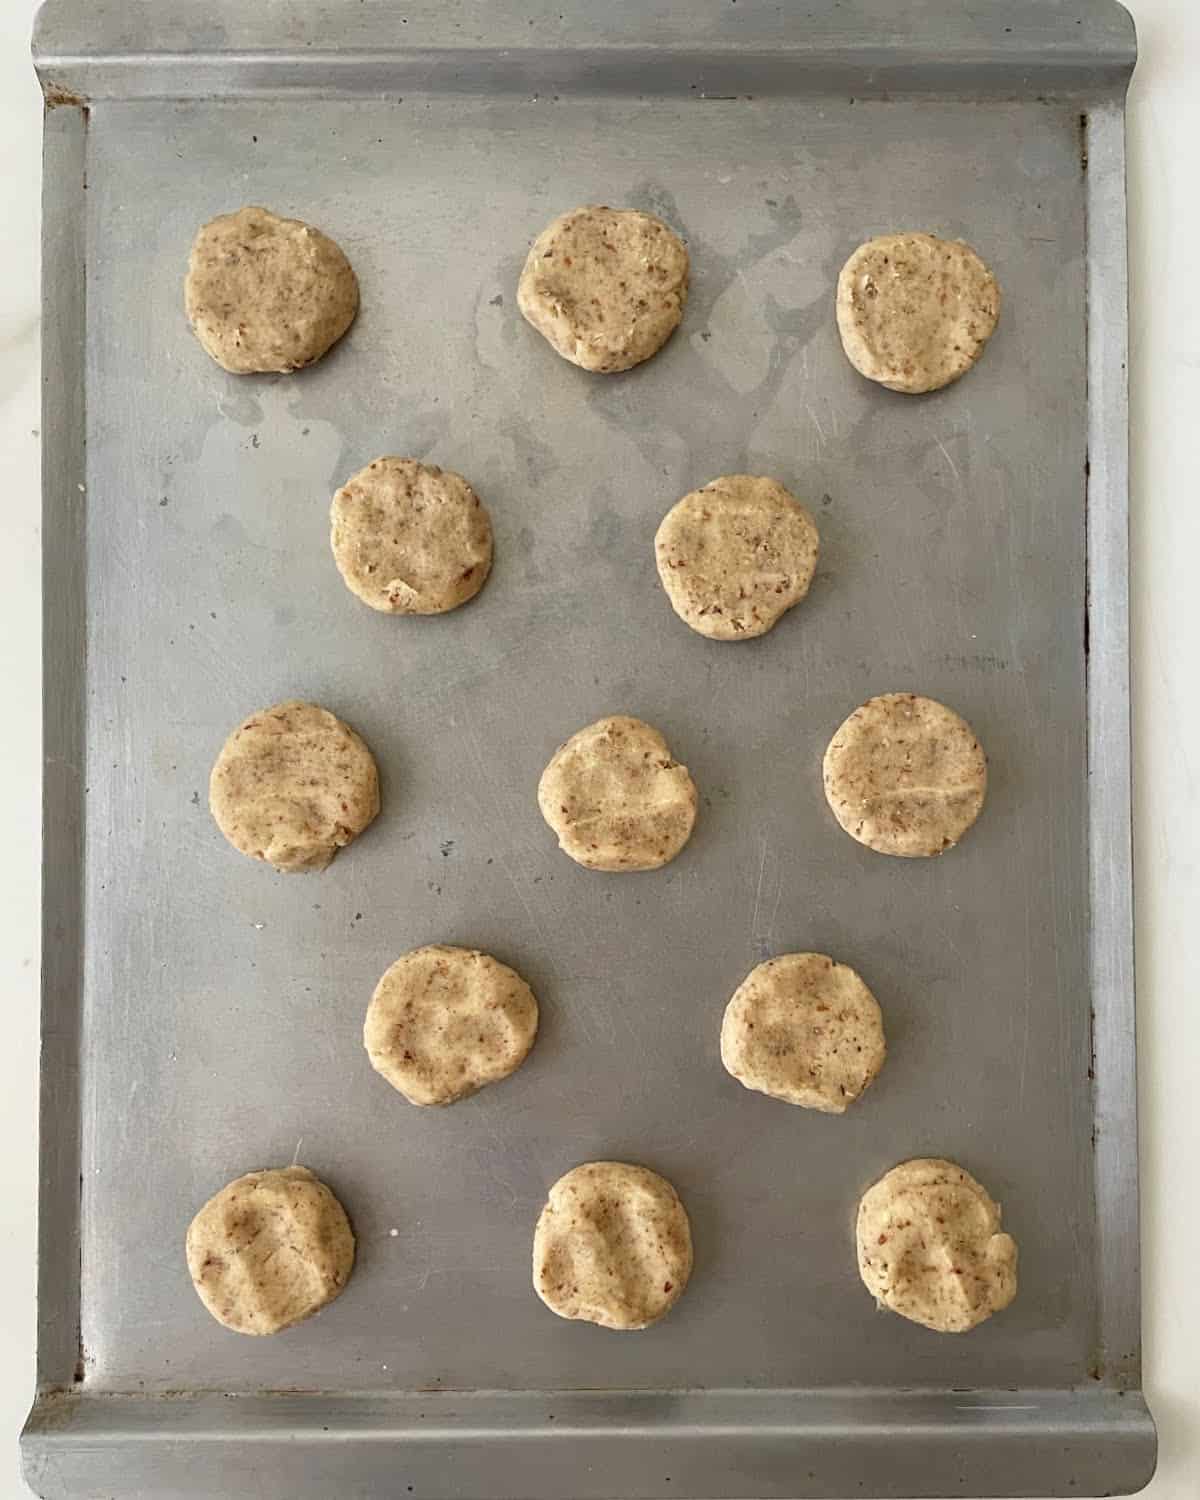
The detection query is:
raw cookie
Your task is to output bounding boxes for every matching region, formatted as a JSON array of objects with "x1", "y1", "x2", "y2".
[
  {"x1": 655, "y1": 475, "x2": 819, "y2": 641},
  {"x1": 836, "y1": 232, "x2": 1000, "y2": 394},
  {"x1": 533, "y1": 1161, "x2": 693, "y2": 1331},
  {"x1": 856, "y1": 1158, "x2": 1018, "y2": 1333},
  {"x1": 363, "y1": 945, "x2": 538, "y2": 1106},
  {"x1": 209, "y1": 700, "x2": 380, "y2": 874},
  {"x1": 822, "y1": 692, "x2": 987, "y2": 858},
  {"x1": 185, "y1": 1166, "x2": 355, "y2": 1336},
  {"x1": 185, "y1": 205, "x2": 359, "y2": 374},
  {"x1": 517, "y1": 205, "x2": 689, "y2": 373},
  {"x1": 330, "y1": 457, "x2": 493, "y2": 615},
  {"x1": 537, "y1": 715, "x2": 697, "y2": 872},
  {"x1": 720, "y1": 953, "x2": 885, "y2": 1113}
]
